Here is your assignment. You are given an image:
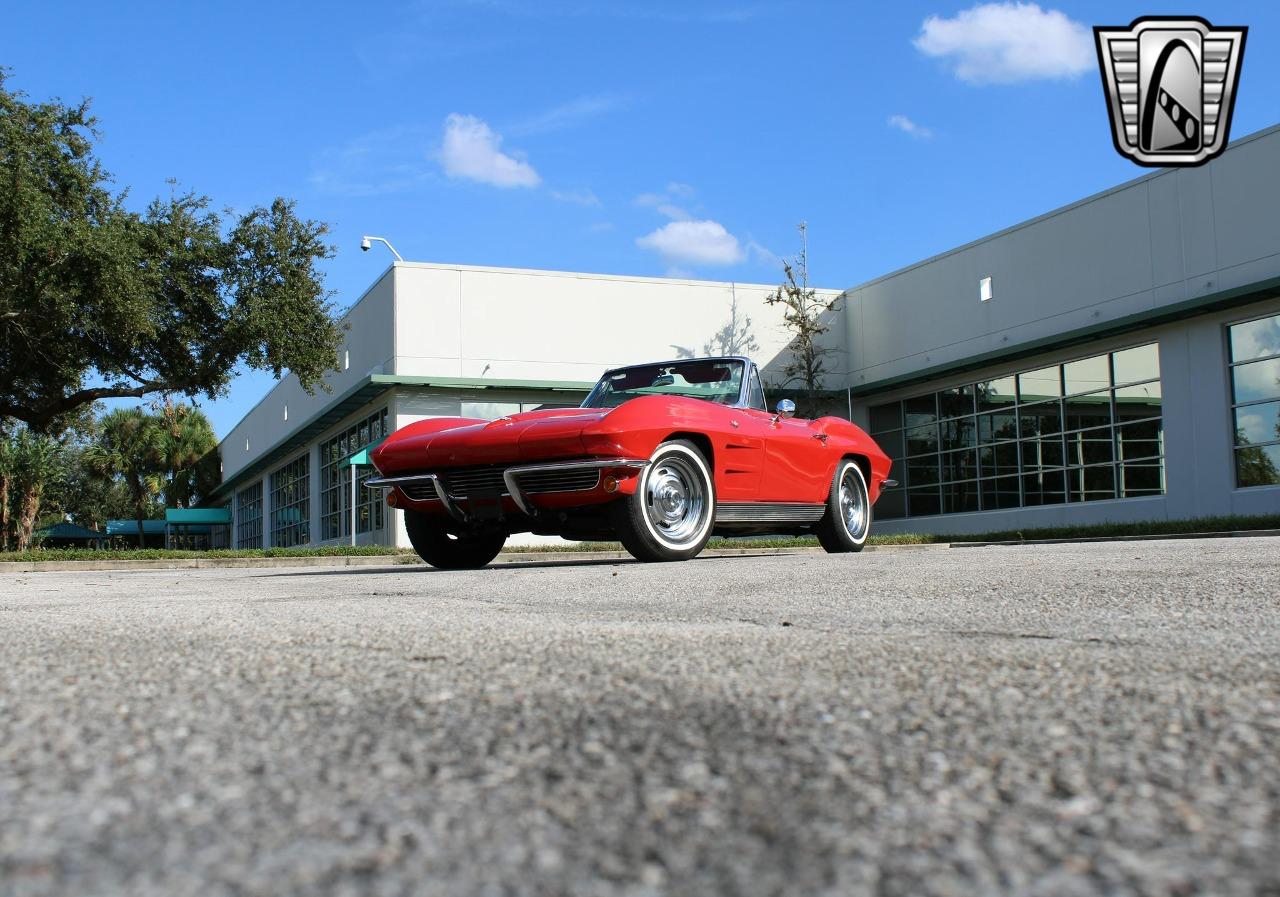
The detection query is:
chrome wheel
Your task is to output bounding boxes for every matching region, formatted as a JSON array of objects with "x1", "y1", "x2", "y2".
[
  {"x1": 644, "y1": 454, "x2": 710, "y2": 547},
  {"x1": 839, "y1": 466, "x2": 868, "y2": 540}
]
